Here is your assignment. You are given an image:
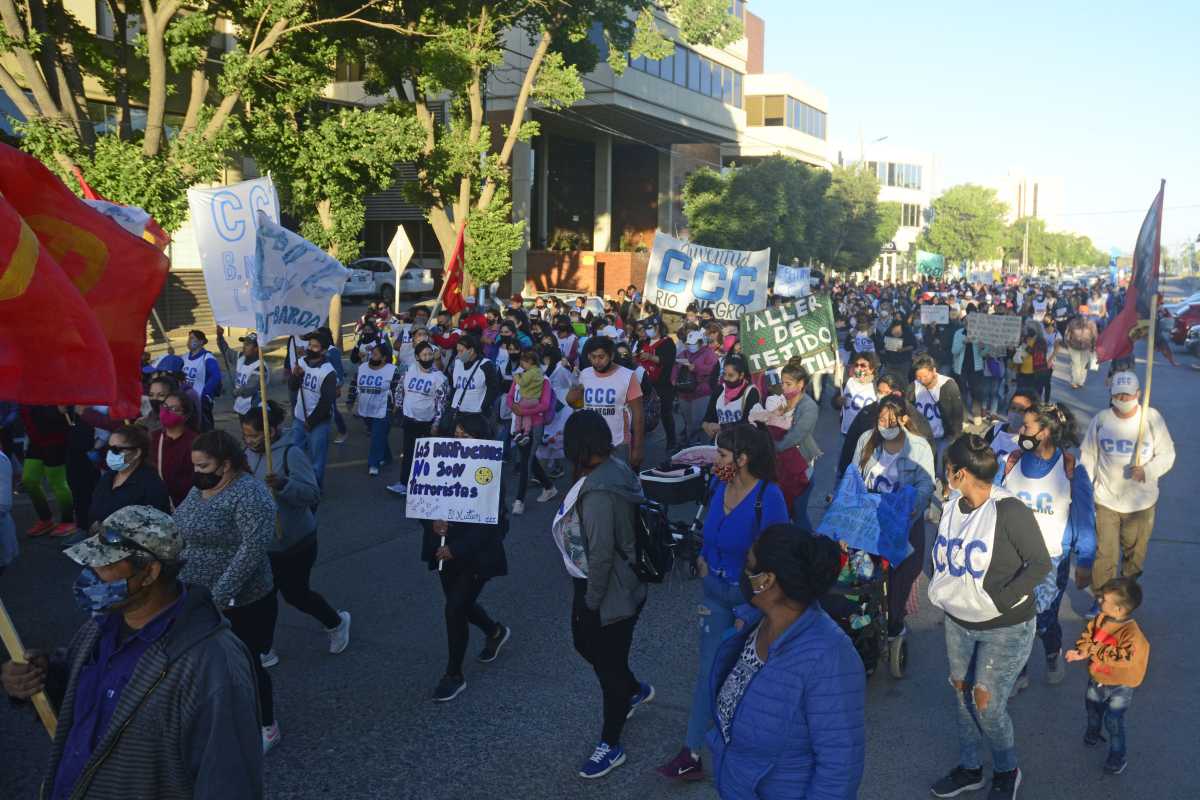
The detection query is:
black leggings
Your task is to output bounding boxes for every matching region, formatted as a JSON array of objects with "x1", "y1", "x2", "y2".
[
  {"x1": 571, "y1": 578, "x2": 641, "y2": 746},
  {"x1": 516, "y1": 433, "x2": 551, "y2": 500},
  {"x1": 887, "y1": 517, "x2": 926, "y2": 637},
  {"x1": 439, "y1": 563, "x2": 497, "y2": 676},
  {"x1": 225, "y1": 591, "x2": 278, "y2": 726},
  {"x1": 401, "y1": 418, "x2": 433, "y2": 484},
  {"x1": 656, "y1": 382, "x2": 677, "y2": 449},
  {"x1": 267, "y1": 535, "x2": 340, "y2": 644}
]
